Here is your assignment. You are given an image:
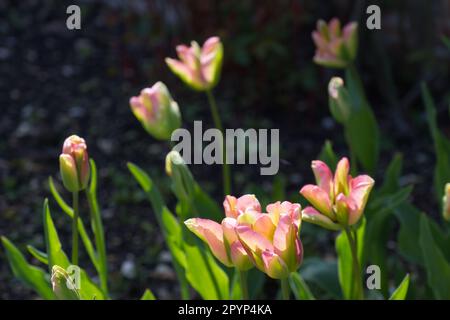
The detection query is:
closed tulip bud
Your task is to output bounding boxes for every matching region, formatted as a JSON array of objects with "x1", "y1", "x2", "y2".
[
  {"x1": 130, "y1": 82, "x2": 181, "y2": 141},
  {"x1": 328, "y1": 77, "x2": 352, "y2": 123},
  {"x1": 443, "y1": 183, "x2": 450, "y2": 222},
  {"x1": 312, "y1": 18, "x2": 358, "y2": 69},
  {"x1": 60, "y1": 135, "x2": 90, "y2": 192},
  {"x1": 300, "y1": 157, "x2": 374, "y2": 230},
  {"x1": 51, "y1": 265, "x2": 81, "y2": 300},
  {"x1": 165, "y1": 37, "x2": 223, "y2": 91}
]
